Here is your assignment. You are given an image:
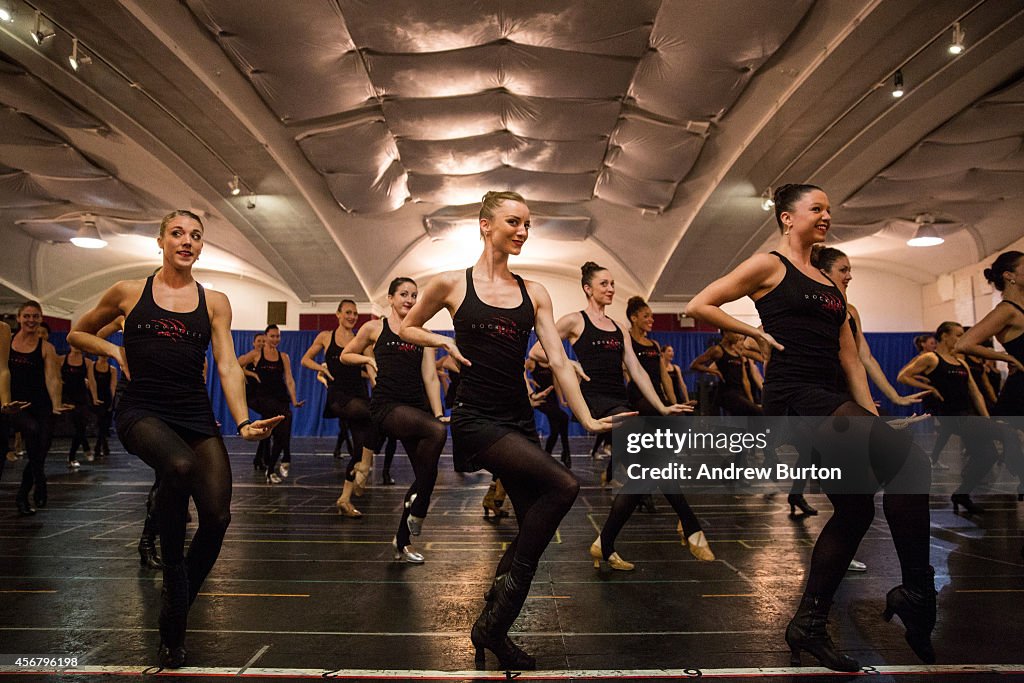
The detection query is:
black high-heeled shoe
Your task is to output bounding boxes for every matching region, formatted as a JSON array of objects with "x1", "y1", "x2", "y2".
[
  {"x1": 788, "y1": 494, "x2": 818, "y2": 516},
  {"x1": 16, "y1": 498, "x2": 36, "y2": 516},
  {"x1": 561, "y1": 452, "x2": 572, "y2": 469},
  {"x1": 785, "y1": 595, "x2": 860, "y2": 671},
  {"x1": 382, "y1": 471, "x2": 396, "y2": 486},
  {"x1": 882, "y1": 566, "x2": 936, "y2": 663},
  {"x1": 951, "y1": 493, "x2": 983, "y2": 514}
]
